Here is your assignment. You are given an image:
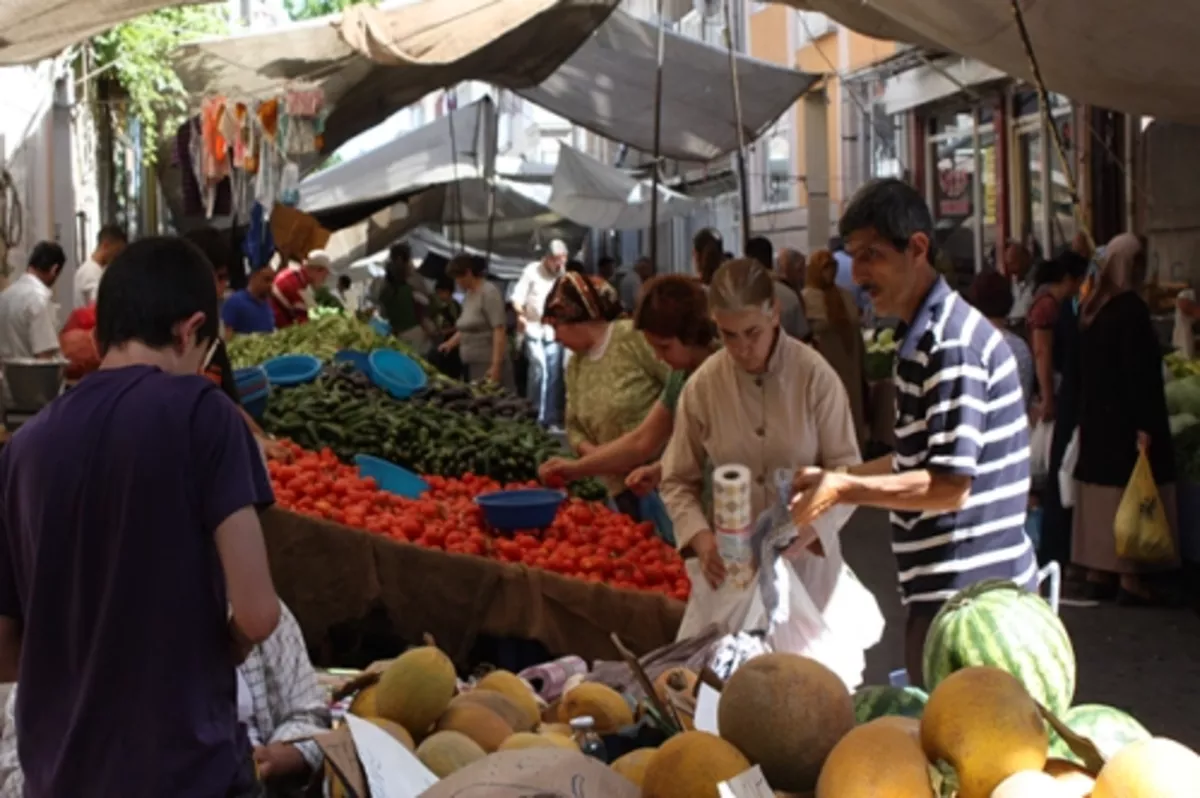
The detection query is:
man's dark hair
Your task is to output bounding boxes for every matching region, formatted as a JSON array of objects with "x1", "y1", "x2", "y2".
[
  {"x1": 180, "y1": 228, "x2": 231, "y2": 273},
  {"x1": 28, "y1": 241, "x2": 66, "y2": 273},
  {"x1": 97, "y1": 224, "x2": 128, "y2": 246},
  {"x1": 838, "y1": 178, "x2": 937, "y2": 264},
  {"x1": 597, "y1": 256, "x2": 617, "y2": 271},
  {"x1": 745, "y1": 236, "x2": 774, "y2": 270},
  {"x1": 434, "y1": 274, "x2": 456, "y2": 293},
  {"x1": 969, "y1": 270, "x2": 1013, "y2": 320},
  {"x1": 95, "y1": 237, "x2": 221, "y2": 356},
  {"x1": 1036, "y1": 250, "x2": 1090, "y2": 287},
  {"x1": 389, "y1": 242, "x2": 412, "y2": 264}
]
